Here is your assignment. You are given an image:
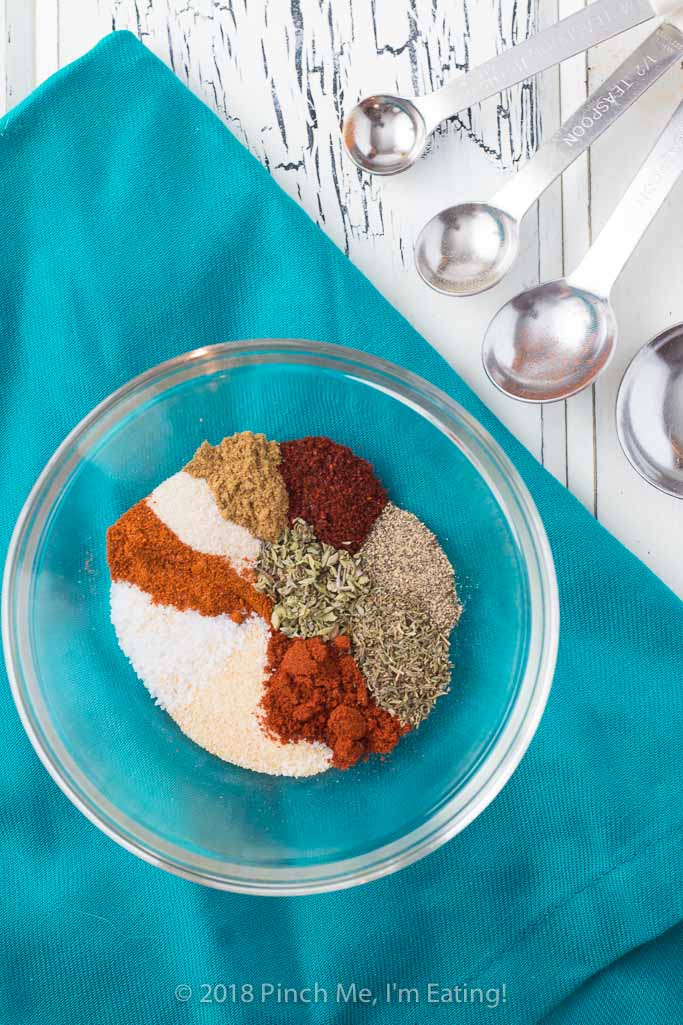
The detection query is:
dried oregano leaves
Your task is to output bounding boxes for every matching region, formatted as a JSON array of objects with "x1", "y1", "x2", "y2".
[
  {"x1": 350, "y1": 587, "x2": 453, "y2": 728},
  {"x1": 254, "y1": 519, "x2": 370, "y2": 640}
]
